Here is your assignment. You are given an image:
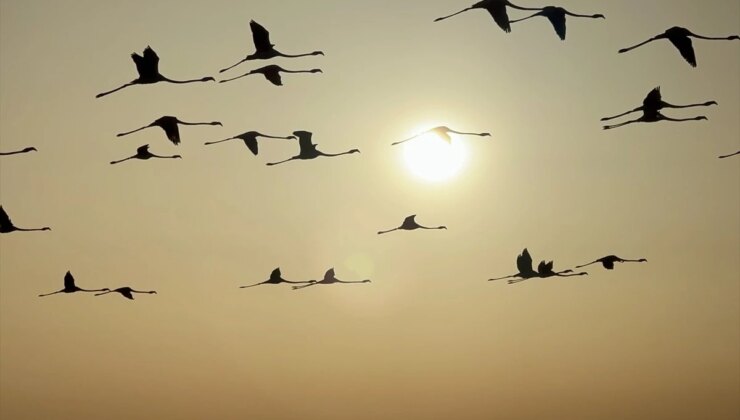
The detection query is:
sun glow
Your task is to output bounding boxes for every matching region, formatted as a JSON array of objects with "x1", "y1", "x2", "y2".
[{"x1": 402, "y1": 132, "x2": 468, "y2": 182}]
